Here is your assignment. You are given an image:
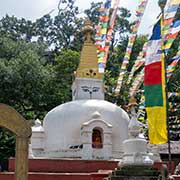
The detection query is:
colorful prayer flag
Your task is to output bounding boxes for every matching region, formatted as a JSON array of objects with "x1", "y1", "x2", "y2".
[
  {"x1": 115, "y1": 0, "x2": 148, "y2": 93},
  {"x1": 144, "y1": 19, "x2": 168, "y2": 144}
]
